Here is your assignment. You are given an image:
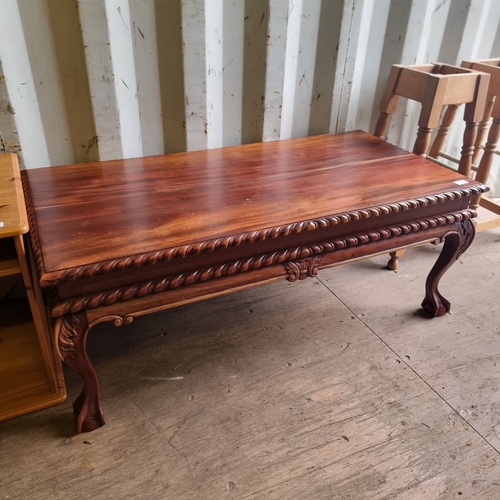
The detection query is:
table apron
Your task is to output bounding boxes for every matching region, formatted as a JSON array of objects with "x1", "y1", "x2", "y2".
[{"x1": 47, "y1": 211, "x2": 473, "y2": 323}]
